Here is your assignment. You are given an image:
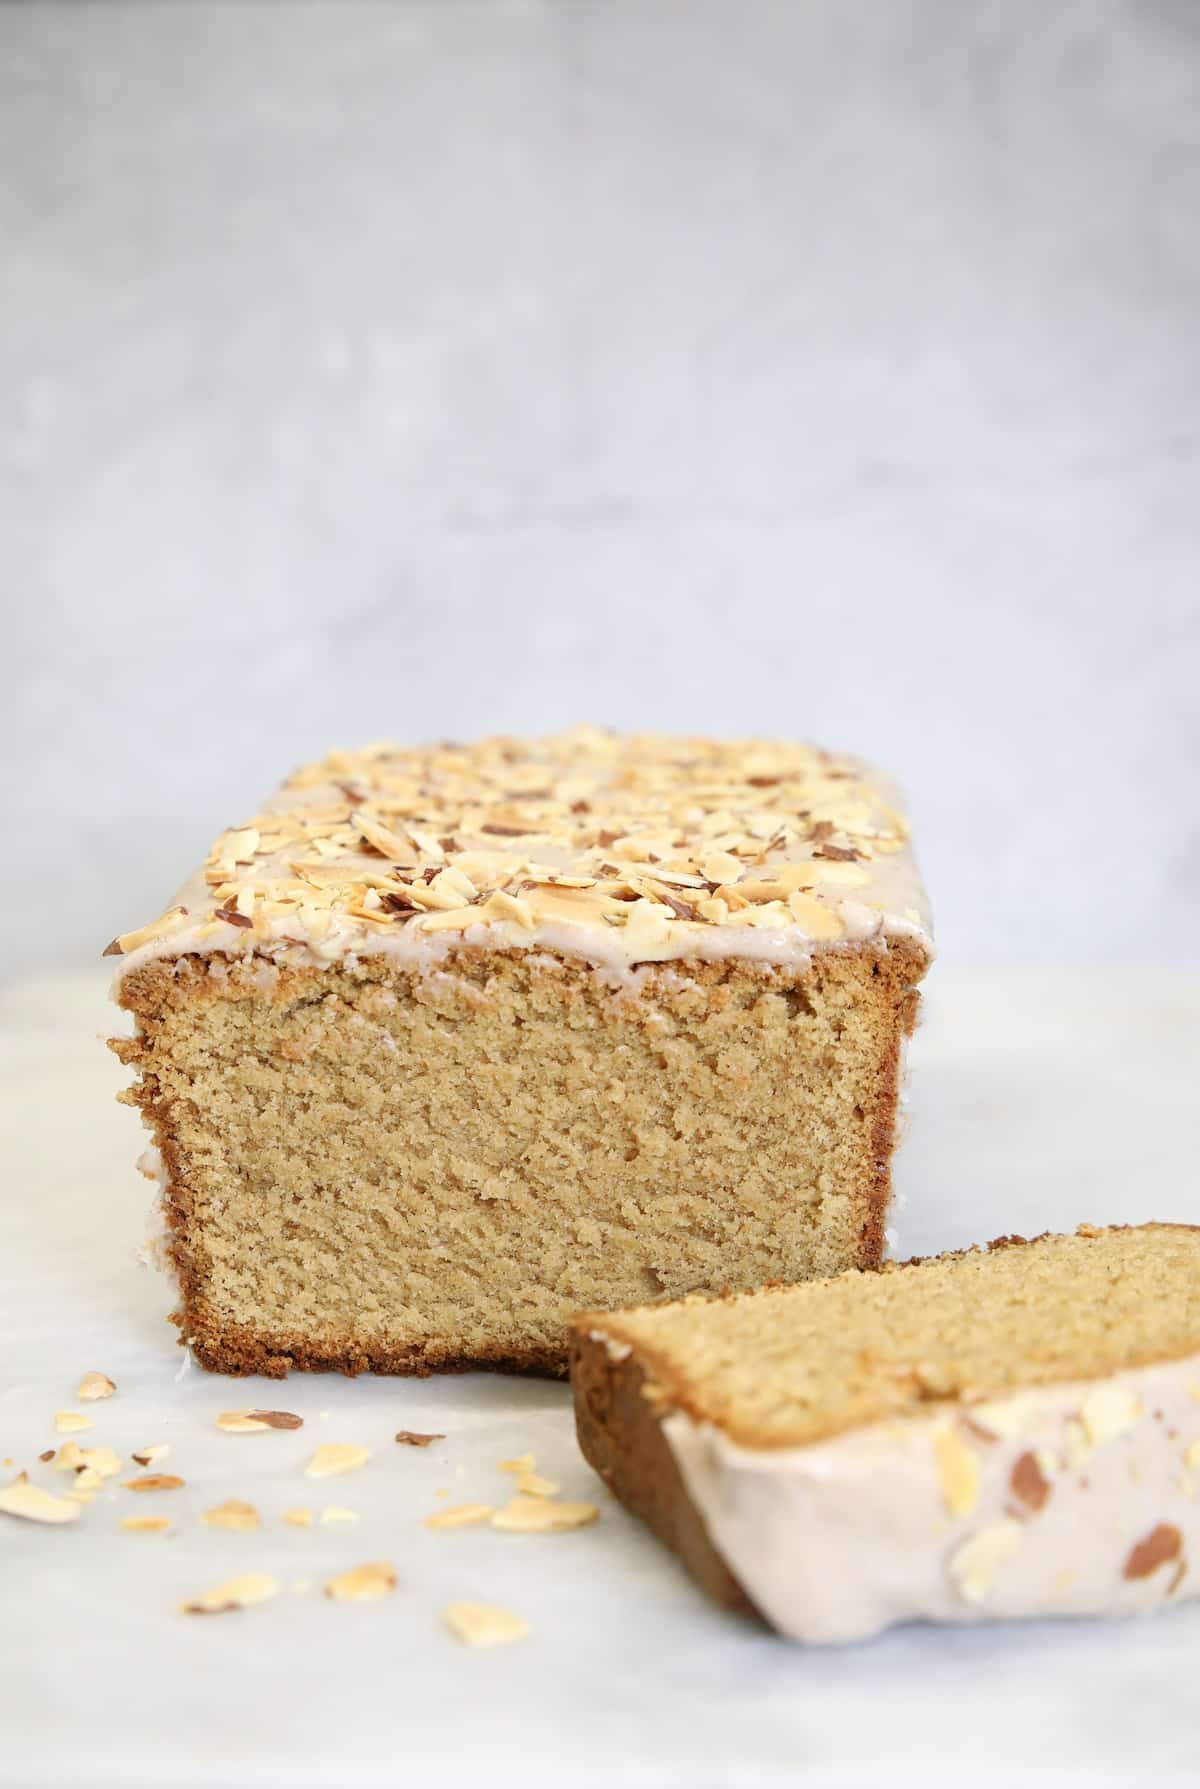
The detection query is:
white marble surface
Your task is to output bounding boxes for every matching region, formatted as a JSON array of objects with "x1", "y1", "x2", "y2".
[
  {"x1": 1, "y1": 968, "x2": 1197, "y2": 1786},
  {"x1": 4, "y1": 0, "x2": 1200, "y2": 972}
]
